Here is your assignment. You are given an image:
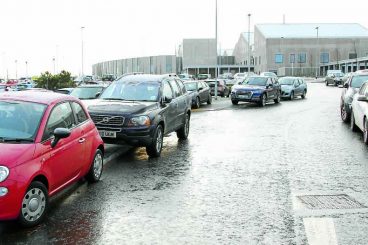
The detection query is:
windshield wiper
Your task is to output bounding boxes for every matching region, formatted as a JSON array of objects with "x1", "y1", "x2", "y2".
[
  {"x1": 102, "y1": 98, "x2": 126, "y2": 101},
  {"x1": 0, "y1": 137, "x2": 34, "y2": 143}
]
